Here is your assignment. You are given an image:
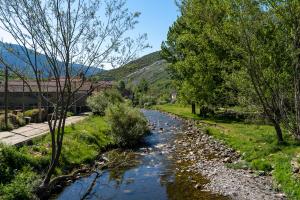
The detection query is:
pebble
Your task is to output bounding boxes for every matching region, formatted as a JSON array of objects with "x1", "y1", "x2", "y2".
[{"x1": 170, "y1": 114, "x2": 287, "y2": 200}]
